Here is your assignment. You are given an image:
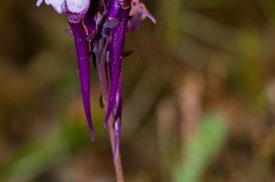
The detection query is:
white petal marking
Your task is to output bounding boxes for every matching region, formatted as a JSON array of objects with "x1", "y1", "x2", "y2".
[{"x1": 66, "y1": 0, "x2": 90, "y2": 14}]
